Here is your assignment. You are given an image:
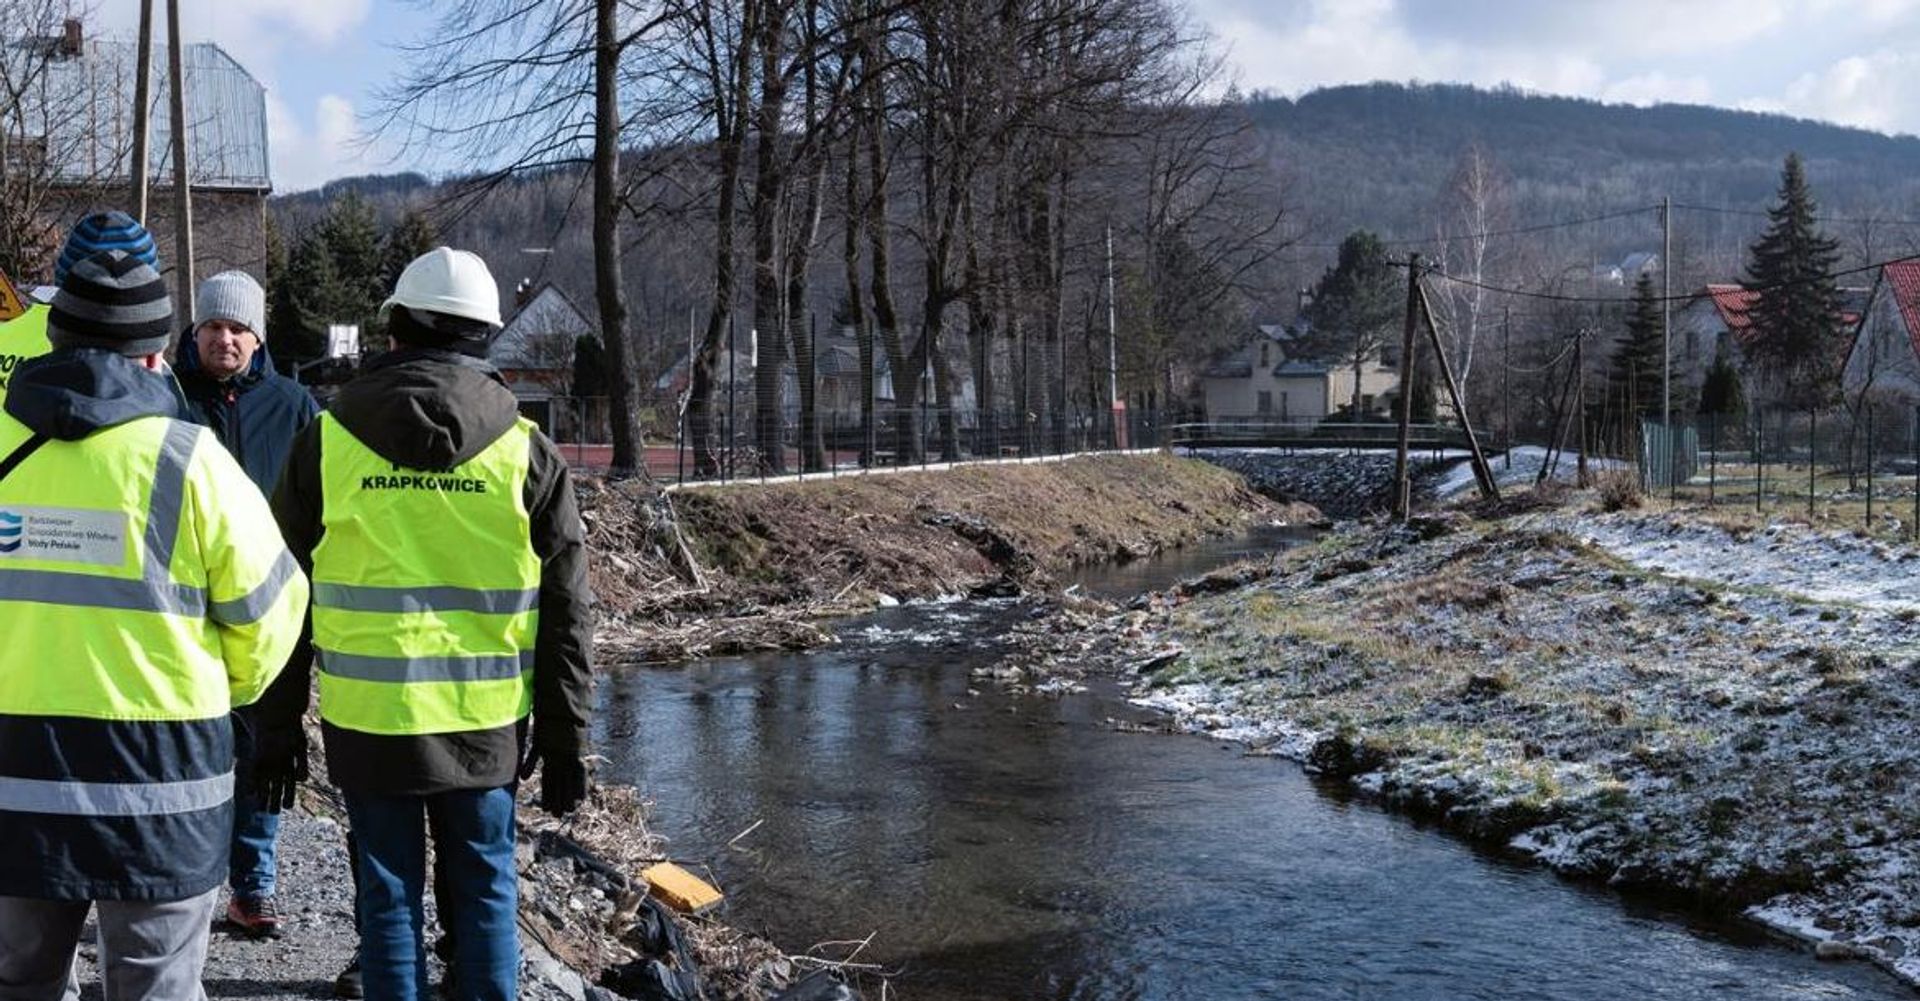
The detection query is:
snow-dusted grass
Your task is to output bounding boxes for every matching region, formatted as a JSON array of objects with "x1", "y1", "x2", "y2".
[
  {"x1": 1046, "y1": 507, "x2": 1920, "y2": 989},
  {"x1": 1434, "y1": 445, "x2": 1628, "y2": 499}
]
